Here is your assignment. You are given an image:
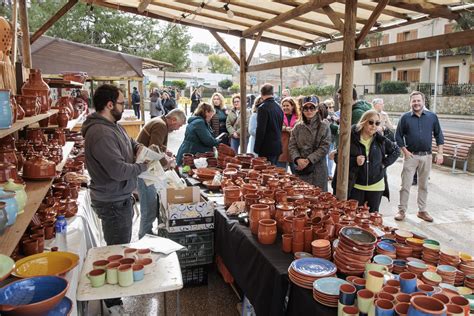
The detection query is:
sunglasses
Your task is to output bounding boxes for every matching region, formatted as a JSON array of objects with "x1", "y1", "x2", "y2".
[
  {"x1": 368, "y1": 120, "x2": 381, "y2": 126},
  {"x1": 302, "y1": 105, "x2": 316, "y2": 112}
]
